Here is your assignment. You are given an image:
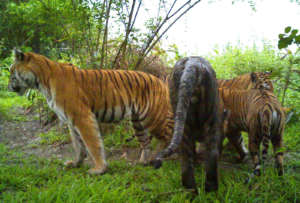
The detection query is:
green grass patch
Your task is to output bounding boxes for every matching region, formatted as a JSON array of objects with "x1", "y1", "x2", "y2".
[
  {"x1": 0, "y1": 91, "x2": 31, "y2": 121},
  {"x1": 103, "y1": 122, "x2": 139, "y2": 149},
  {"x1": 0, "y1": 143, "x2": 299, "y2": 202},
  {"x1": 38, "y1": 129, "x2": 70, "y2": 145},
  {"x1": 284, "y1": 123, "x2": 300, "y2": 152}
]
